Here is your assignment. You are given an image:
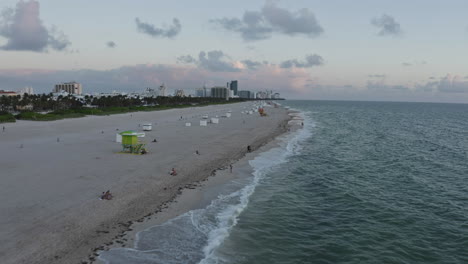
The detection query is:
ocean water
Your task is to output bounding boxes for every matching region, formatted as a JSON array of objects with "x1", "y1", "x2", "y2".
[{"x1": 100, "y1": 101, "x2": 468, "y2": 264}]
